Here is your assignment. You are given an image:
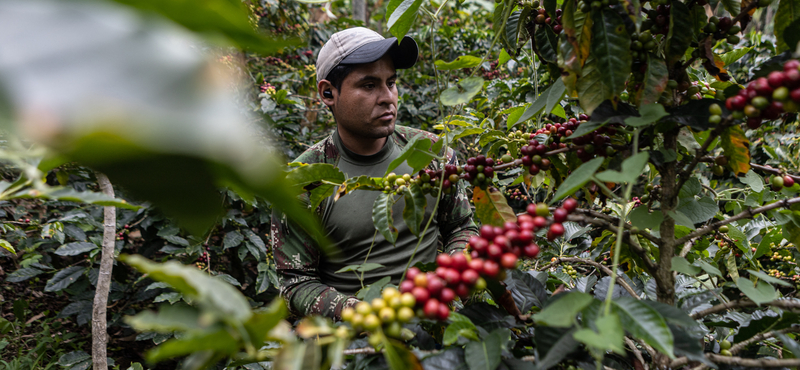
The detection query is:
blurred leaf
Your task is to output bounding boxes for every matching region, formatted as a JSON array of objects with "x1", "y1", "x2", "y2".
[
  {"x1": 636, "y1": 54, "x2": 668, "y2": 106},
  {"x1": 735, "y1": 277, "x2": 777, "y2": 304},
  {"x1": 747, "y1": 269, "x2": 792, "y2": 287},
  {"x1": 552, "y1": 157, "x2": 604, "y2": 202},
  {"x1": 0, "y1": 1, "x2": 326, "y2": 243},
  {"x1": 223, "y1": 231, "x2": 244, "y2": 249},
  {"x1": 535, "y1": 25, "x2": 559, "y2": 63},
  {"x1": 671, "y1": 256, "x2": 701, "y2": 276},
  {"x1": 774, "y1": 0, "x2": 800, "y2": 52},
  {"x1": 720, "y1": 47, "x2": 753, "y2": 66},
  {"x1": 0, "y1": 239, "x2": 15, "y2": 254},
  {"x1": 147, "y1": 329, "x2": 238, "y2": 363},
  {"x1": 435, "y1": 56, "x2": 483, "y2": 70},
  {"x1": 676, "y1": 196, "x2": 718, "y2": 225},
  {"x1": 573, "y1": 313, "x2": 625, "y2": 354},
  {"x1": 59, "y1": 351, "x2": 91, "y2": 367},
  {"x1": 443, "y1": 313, "x2": 478, "y2": 346},
  {"x1": 6, "y1": 267, "x2": 45, "y2": 283},
  {"x1": 519, "y1": 78, "x2": 566, "y2": 122},
  {"x1": 505, "y1": 9, "x2": 531, "y2": 52},
  {"x1": 45, "y1": 266, "x2": 85, "y2": 292},
  {"x1": 403, "y1": 183, "x2": 427, "y2": 237},
  {"x1": 720, "y1": 125, "x2": 751, "y2": 176},
  {"x1": 667, "y1": 210, "x2": 696, "y2": 230},
  {"x1": 386, "y1": 137, "x2": 433, "y2": 176},
  {"x1": 121, "y1": 254, "x2": 252, "y2": 324},
  {"x1": 54, "y1": 242, "x2": 97, "y2": 256},
  {"x1": 612, "y1": 297, "x2": 675, "y2": 358},
  {"x1": 464, "y1": 329, "x2": 507, "y2": 370},
  {"x1": 630, "y1": 206, "x2": 663, "y2": 231},
  {"x1": 534, "y1": 326, "x2": 579, "y2": 369},
  {"x1": 624, "y1": 104, "x2": 667, "y2": 127},
  {"x1": 125, "y1": 304, "x2": 201, "y2": 333},
  {"x1": 12, "y1": 187, "x2": 139, "y2": 209},
  {"x1": 286, "y1": 164, "x2": 345, "y2": 194},
  {"x1": 373, "y1": 192, "x2": 398, "y2": 245},
  {"x1": 722, "y1": 0, "x2": 741, "y2": 15},
  {"x1": 696, "y1": 260, "x2": 722, "y2": 277},
  {"x1": 595, "y1": 152, "x2": 649, "y2": 183},
  {"x1": 382, "y1": 335, "x2": 423, "y2": 370},
  {"x1": 665, "y1": 2, "x2": 693, "y2": 67},
  {"x1": 110, "y1": 0, "x2": 298, "y2": 53},
  {"x1": 776, "y1": 332, "x2": 800, "y2": 358},
  {"x1": 440, "y1": 77, "x2": 484, "y2": 106},
  {"x1": 245, "y1": 298, "x2": 288, "y2": 348},
  {"x1": 533, "y1": 292, "x2": 593, "y2": 327},
  {"x1": 739, "y1": 170, "x2": 764, "y2": 192},
  {"x1": 472, "y1": 187, "x2": 517, "y2": 227},
  {"x1": 583, "y1": 9, "x2": 630, "y2": 110},
  {"x1": 386, "y1": 0, "x2": 424, "y2": 41}
]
